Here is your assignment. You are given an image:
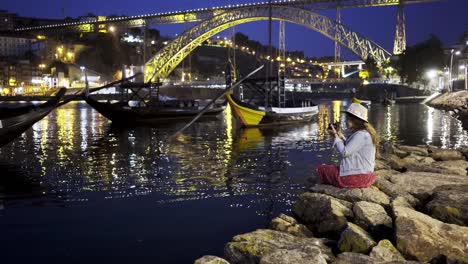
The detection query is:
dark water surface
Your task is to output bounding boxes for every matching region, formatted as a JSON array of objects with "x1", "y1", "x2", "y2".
[{"x1": 0, "y1": 101, "x2": 467, "y2": 263}]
